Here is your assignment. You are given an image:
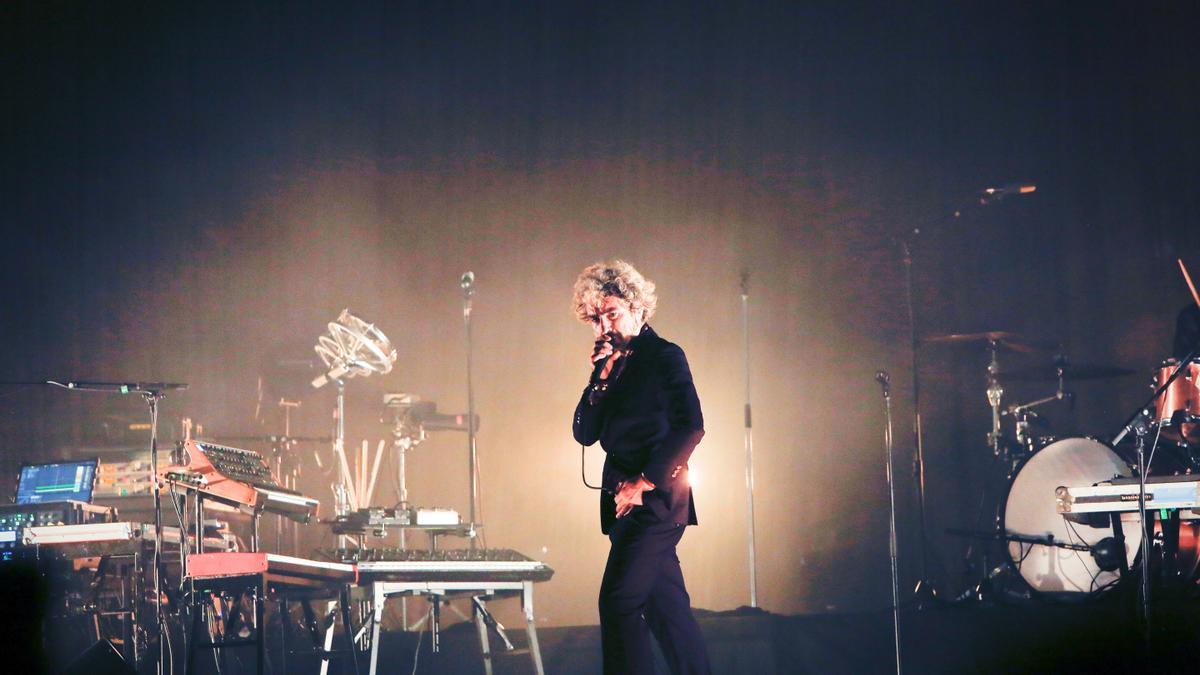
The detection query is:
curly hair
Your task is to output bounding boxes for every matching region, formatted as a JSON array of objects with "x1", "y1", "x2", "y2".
[{"x1": 572, "y1": 259, "x2": 658, "y2": 323}]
